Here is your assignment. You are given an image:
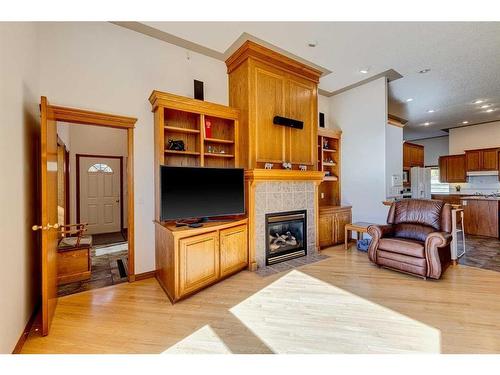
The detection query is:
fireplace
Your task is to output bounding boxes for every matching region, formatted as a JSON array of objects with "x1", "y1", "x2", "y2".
[{"x1": 265, "y1": 210, "x2": 307, "y2": 265}]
